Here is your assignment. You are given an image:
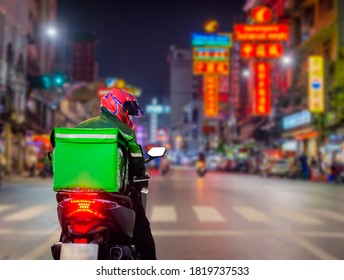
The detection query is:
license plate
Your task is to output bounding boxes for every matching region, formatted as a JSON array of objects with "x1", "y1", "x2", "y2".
[{"x1": 60, "y1": 243, "x2": 99, "y2": 260}]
